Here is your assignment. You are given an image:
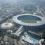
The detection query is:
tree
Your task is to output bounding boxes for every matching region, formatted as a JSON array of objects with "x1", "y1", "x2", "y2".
[
  {"x1": 42, "y1": 31, "x2": 45, "y2": 39},
  {"x1": 0, "y1": 30, "x2": 3, "y2": 37}
]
